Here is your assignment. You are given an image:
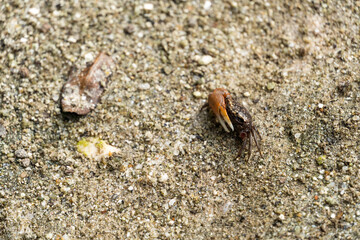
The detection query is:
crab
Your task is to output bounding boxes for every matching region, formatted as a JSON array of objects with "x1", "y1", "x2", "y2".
[{"x1": 206, "y1": 88, "x2": 263, "y2": 160}]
